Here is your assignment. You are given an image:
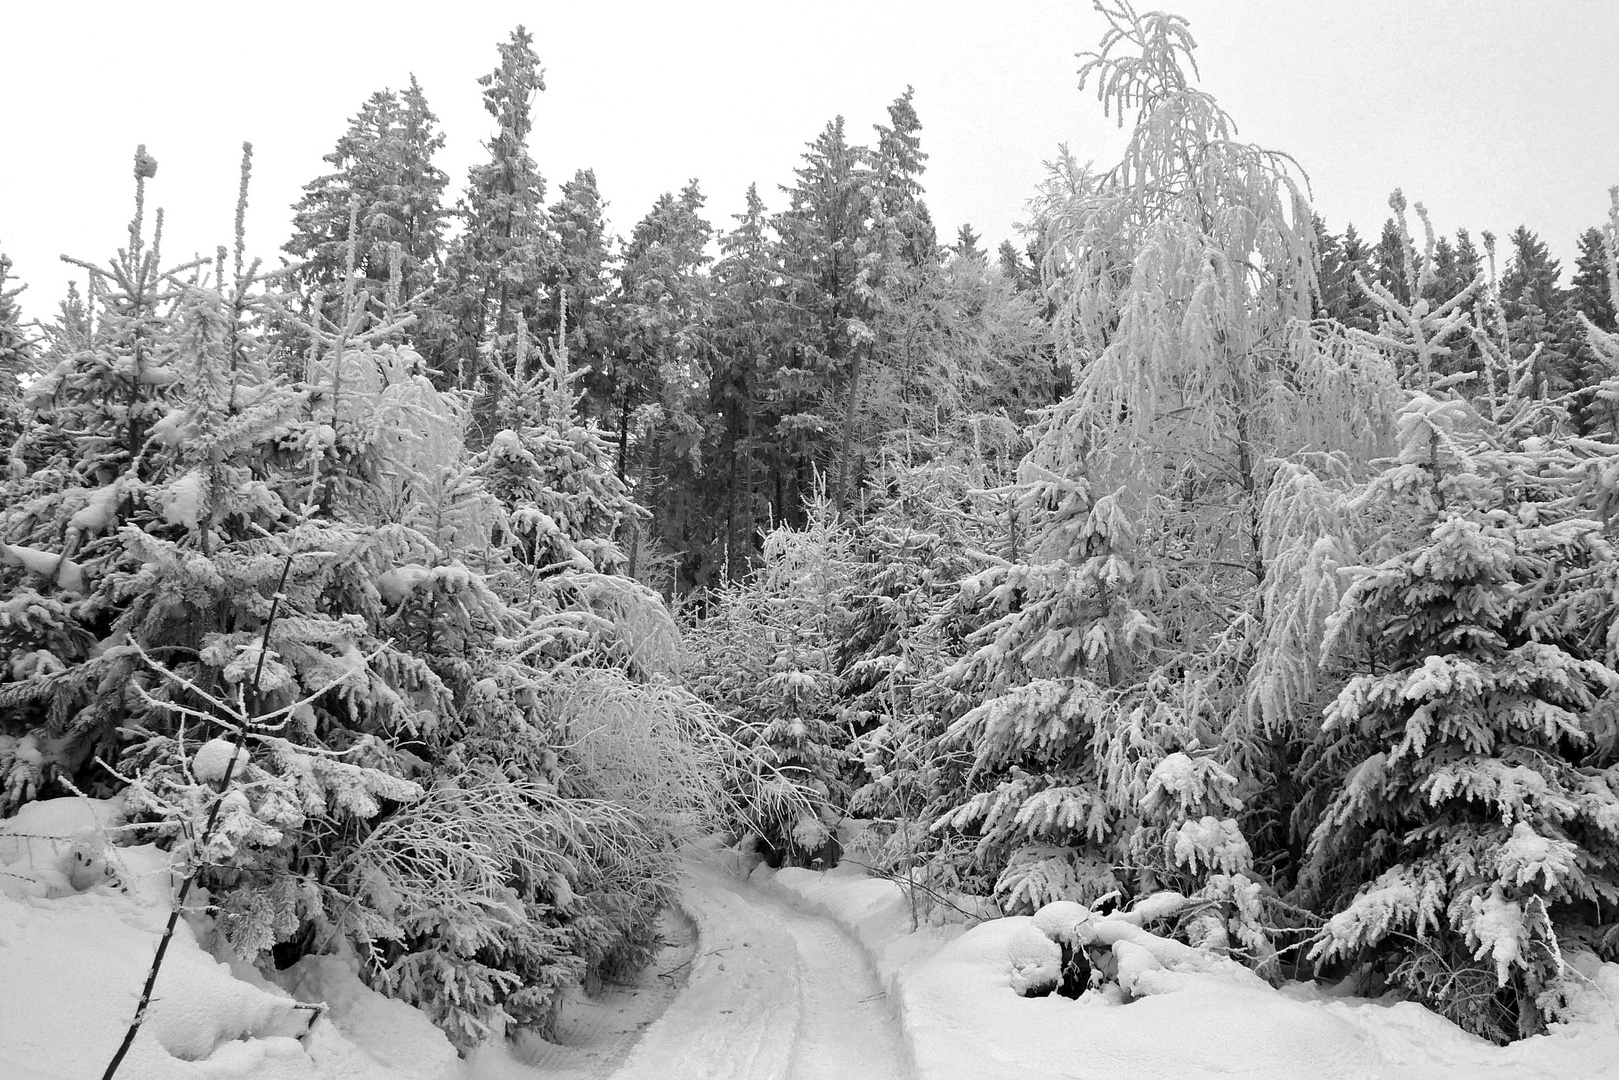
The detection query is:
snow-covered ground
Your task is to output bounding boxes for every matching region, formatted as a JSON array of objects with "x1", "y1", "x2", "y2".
[
  {"x1": 5, "y1": 801, "x2": 1618, "y2": 1080},
  {"x1": 762, "y1": 858, "x2": 1619, "y2": 1080},
  {"x1": 616, "y1": 855, "x2": 908, "y2": 1080}
]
